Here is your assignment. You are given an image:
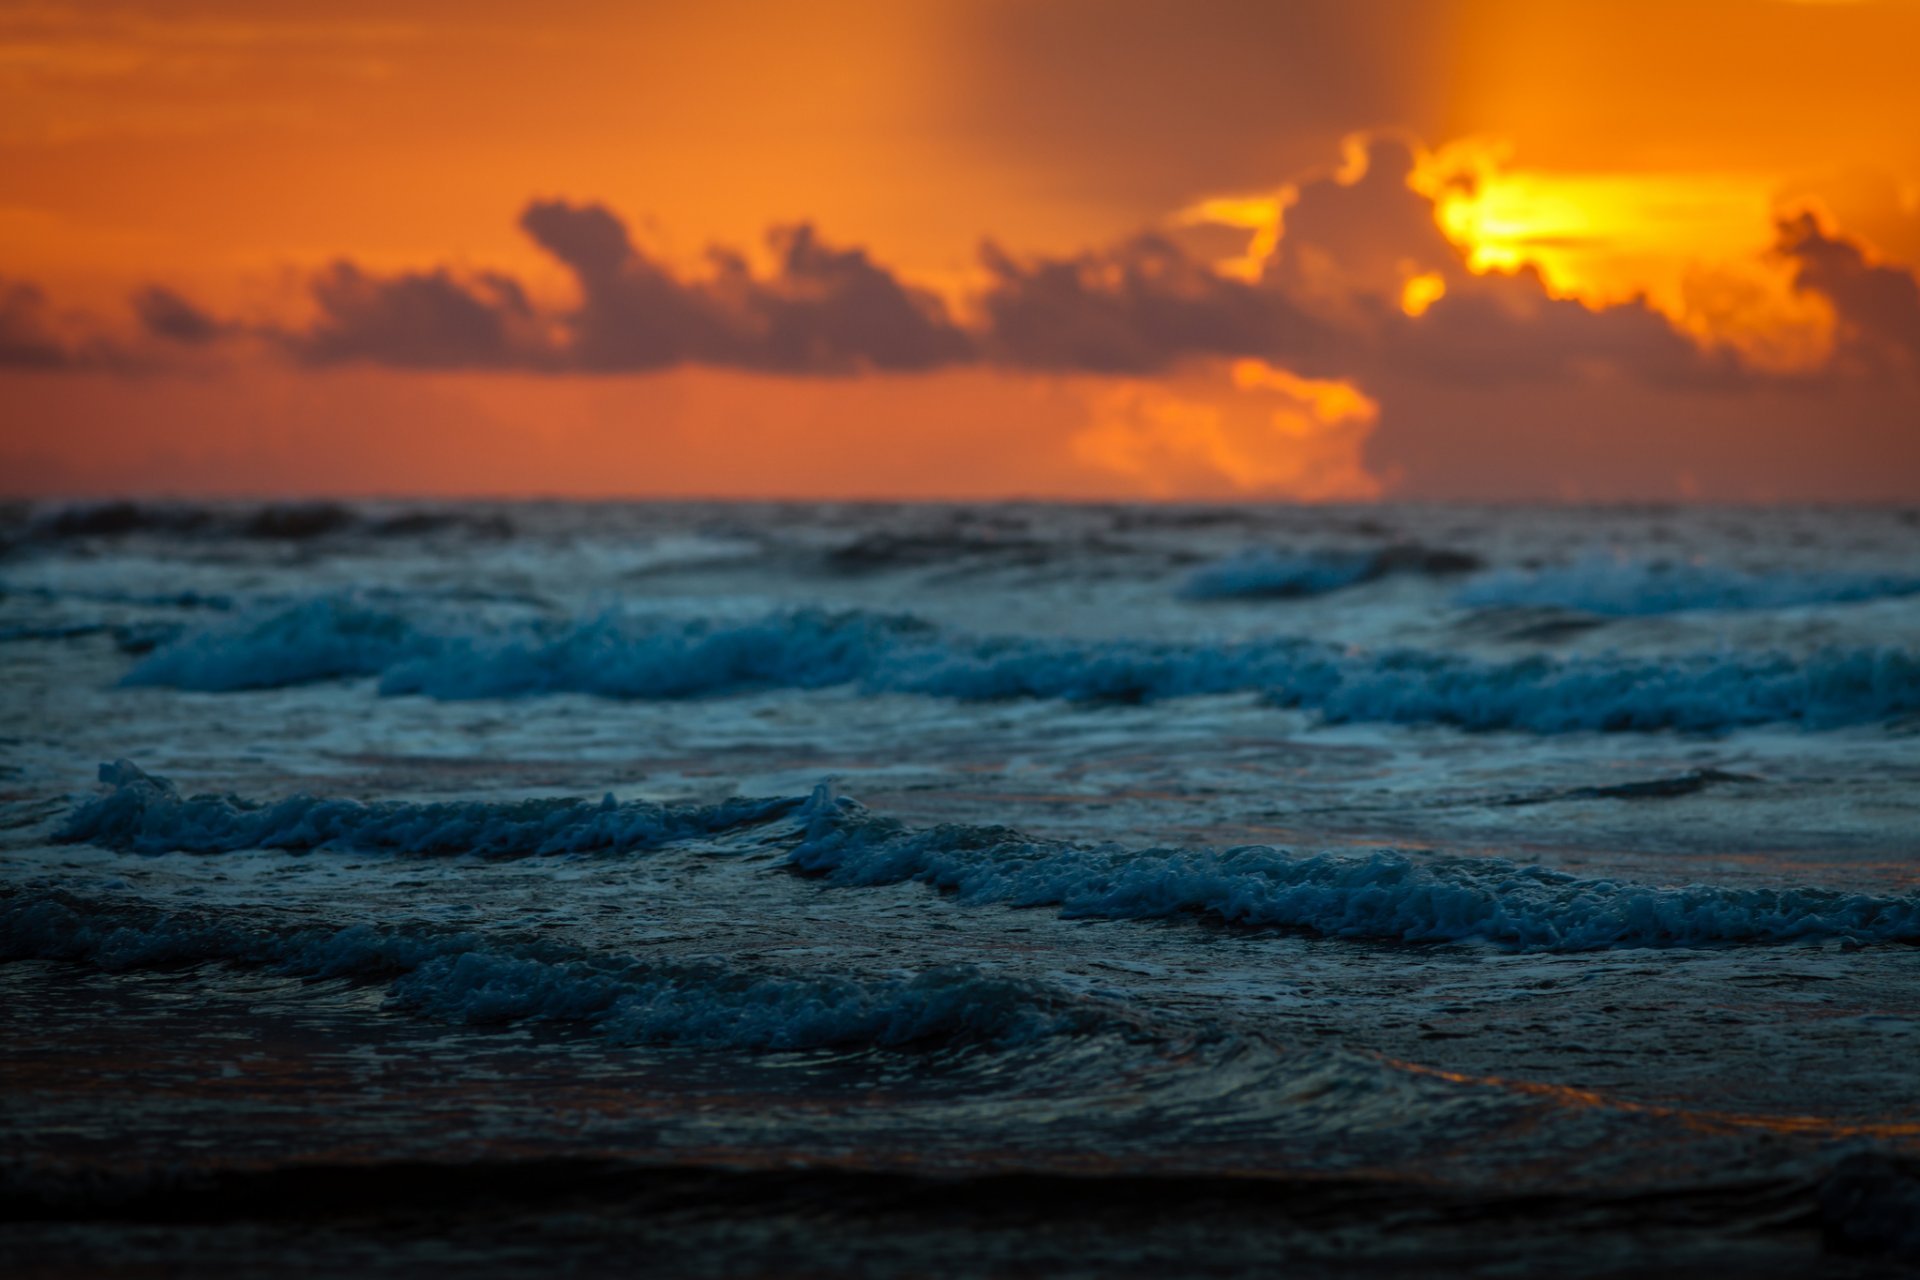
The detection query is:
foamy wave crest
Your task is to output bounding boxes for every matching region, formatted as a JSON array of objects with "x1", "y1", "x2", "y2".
[
  {"x1": 789, "y1": 789, "x2": 1920, "y2": 951},
  {"x1": 121, "y1": 596, "x2": 433, "y2": 691},
  {"x1": 57, "y1": 761, "x2": 808, "y2": 857},
  {"x1": 379, "y1": 608, "x2": 931, "y2": 700},
  {"x1": 1458, "y1": 554, "x2": 1920, "y2": 616},
  {"x1": 123, "y1": 599, "x2": 1920, "y2": 730},
  {"x1": 0, "y1": 887, "x2": 1096, "y2": 1050},
  {"x1": 55, "y1": 775, "x2": 1920, "y2": 950},
  {"x1": 1182, "y1": 544, "x2": 1480, "y2": 600}
]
